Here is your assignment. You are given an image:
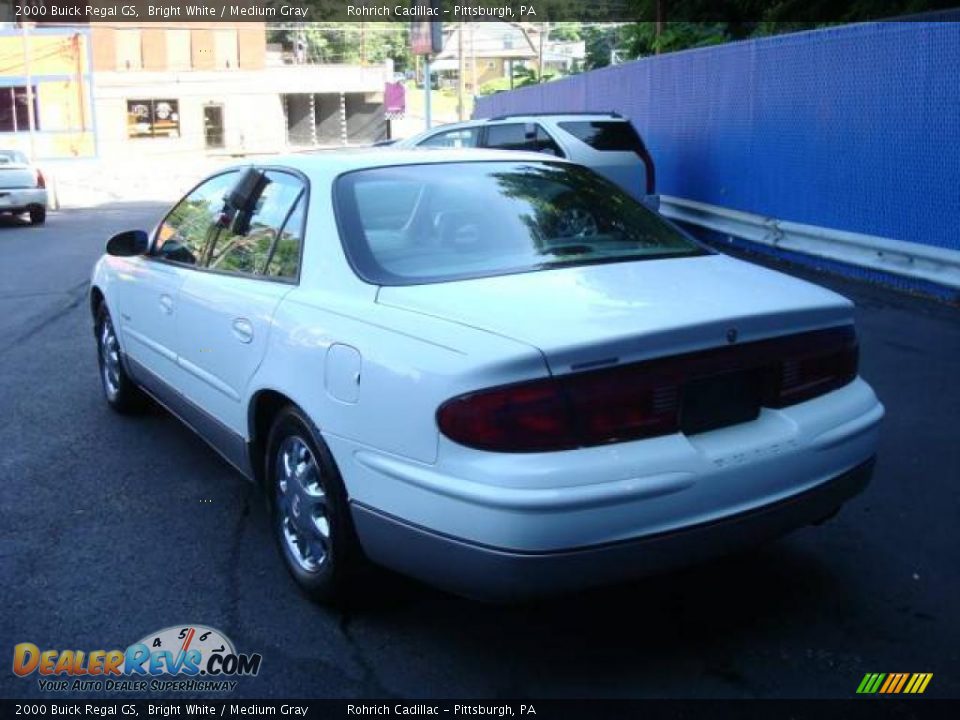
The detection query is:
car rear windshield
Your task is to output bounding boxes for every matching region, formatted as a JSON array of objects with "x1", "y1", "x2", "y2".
[
  {"x1": 0, "y1": 150, "x2": 28, "y2": 164},
  {"x1": 334, "y1": 161, "x2": 705, "y2": 285},
  {"x1": 559, "y1": 121, "x2": 646, "y2": 153}
]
